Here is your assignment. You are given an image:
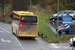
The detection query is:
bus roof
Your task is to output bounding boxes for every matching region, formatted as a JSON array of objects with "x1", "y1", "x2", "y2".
[{"x1": 13, "y1": 11, "x2": 35, "y2": 15}]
